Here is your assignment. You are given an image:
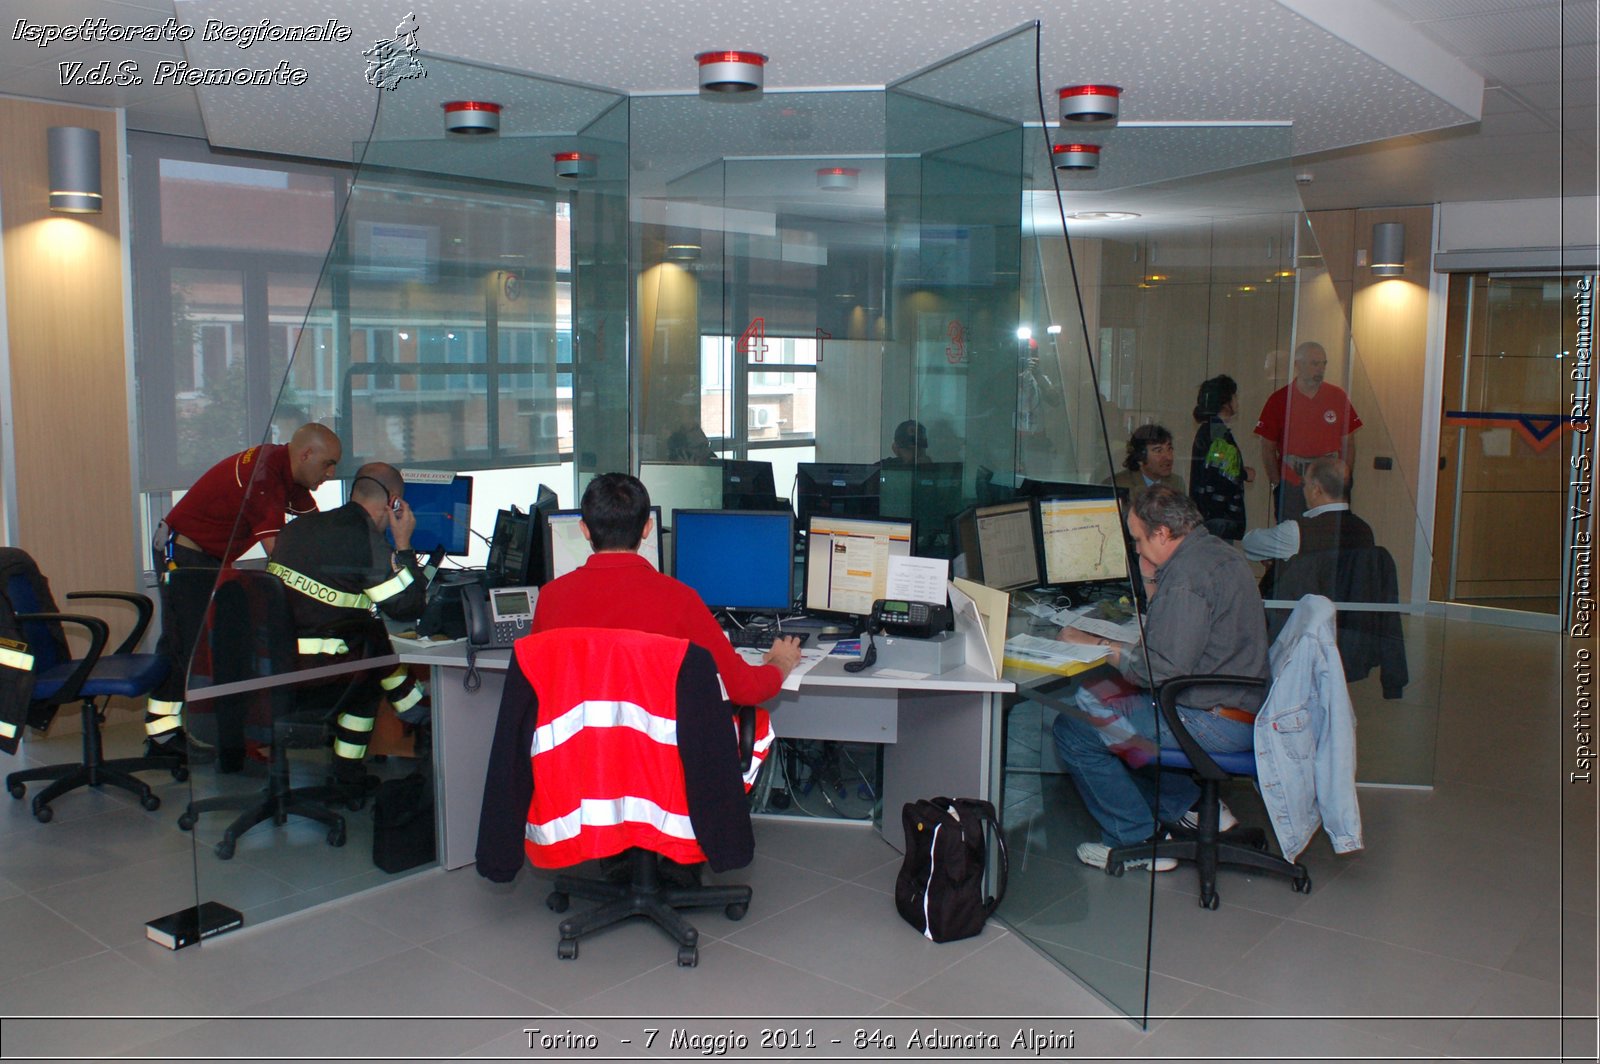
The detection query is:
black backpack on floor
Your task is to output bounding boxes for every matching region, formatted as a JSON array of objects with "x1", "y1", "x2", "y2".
[{"x1": 894, "y1": 796, "x2": 1007, "y2": 942}]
